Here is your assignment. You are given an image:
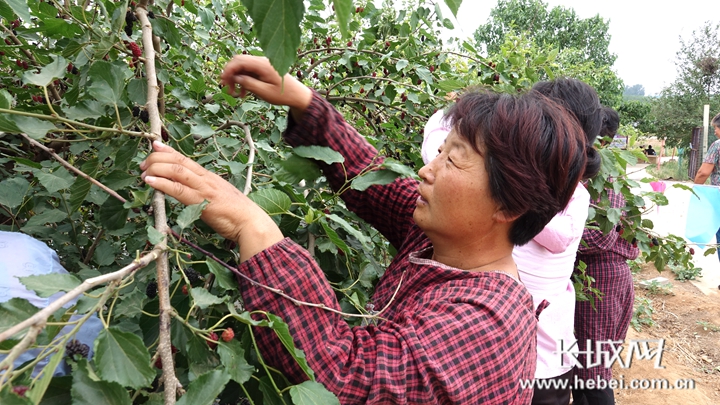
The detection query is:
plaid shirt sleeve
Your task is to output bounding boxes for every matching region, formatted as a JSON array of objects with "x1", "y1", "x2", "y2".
[
  {"x1": 238, "y1": 236, "x2": 537, "y2": 404},
  {"x1": 283, "y1": 90, "x2": 418, "y2": 249}
]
